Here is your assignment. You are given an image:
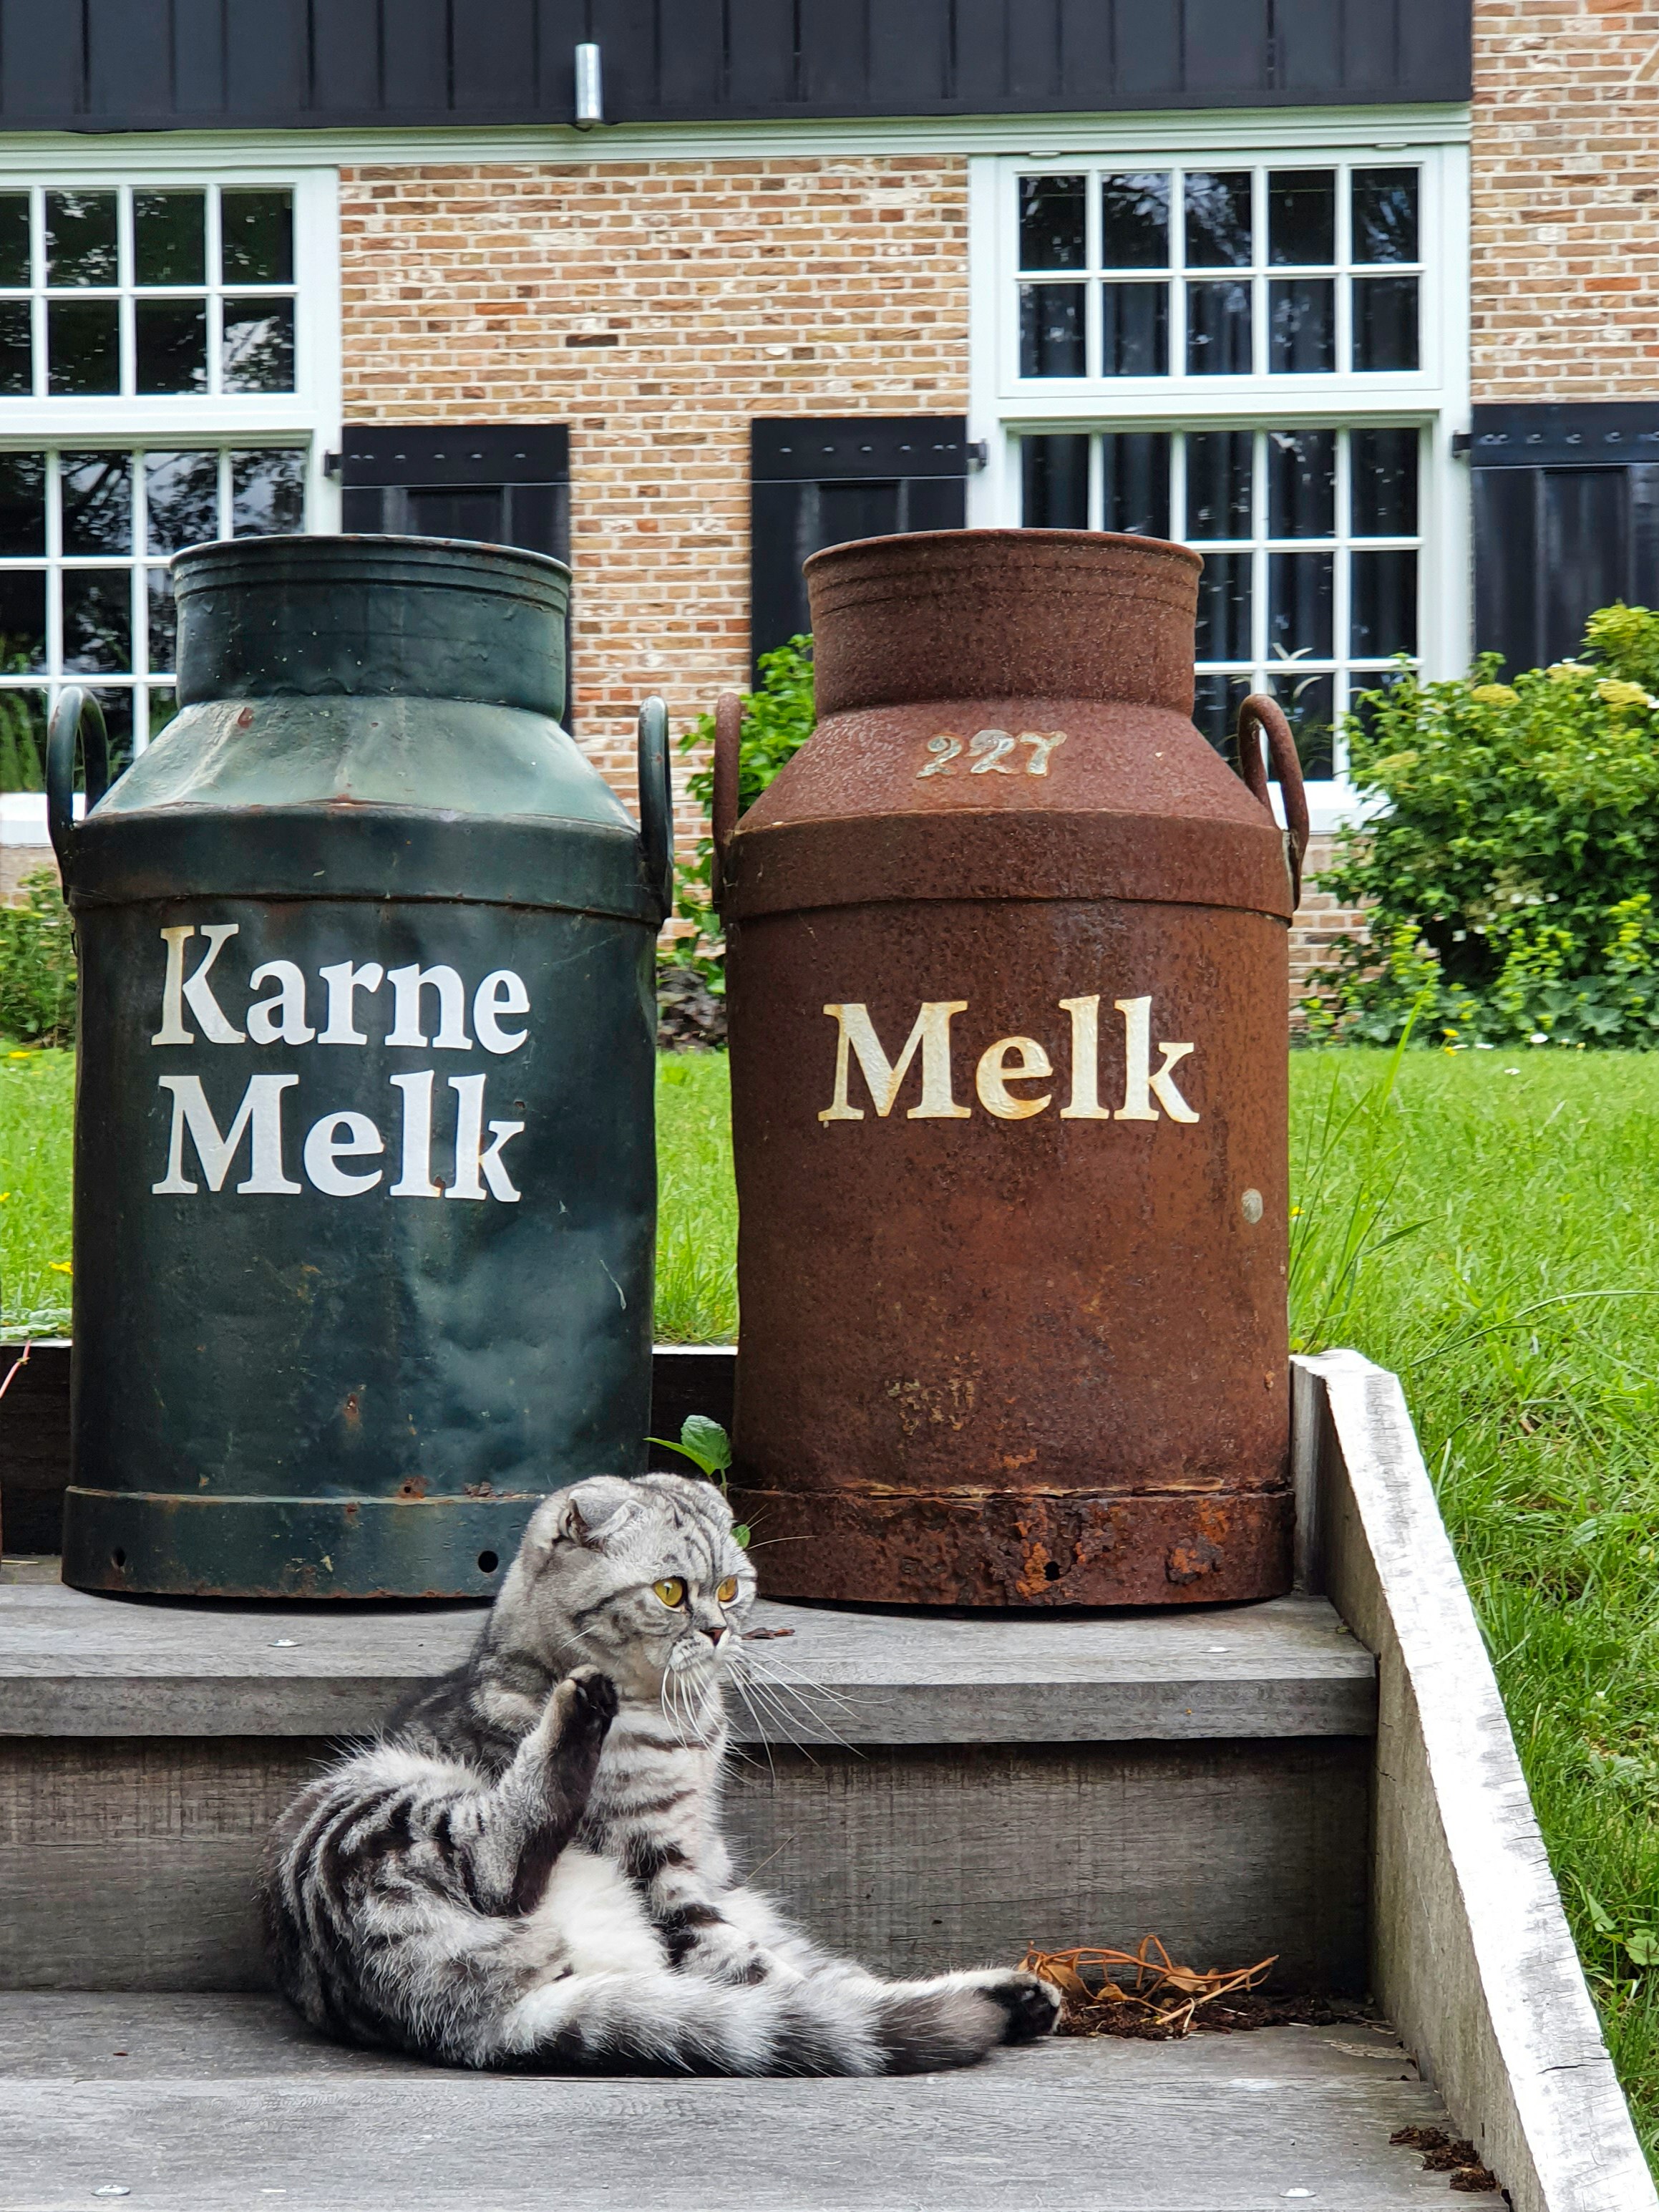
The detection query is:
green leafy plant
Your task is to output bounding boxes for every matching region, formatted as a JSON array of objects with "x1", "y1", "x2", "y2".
[
  {"x1": 1306, "y1": 603, "x2": 1659, "y2": 1047},
  {"x1": 646, "y1": 1413, "x2": 749, "y2": 1547},
  {"x1": 0, "y1": 868, "x2": 76, "y2": 1046},
  {"x1": 669, "y1": 636, "x2": 816, "y2": 984}
]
